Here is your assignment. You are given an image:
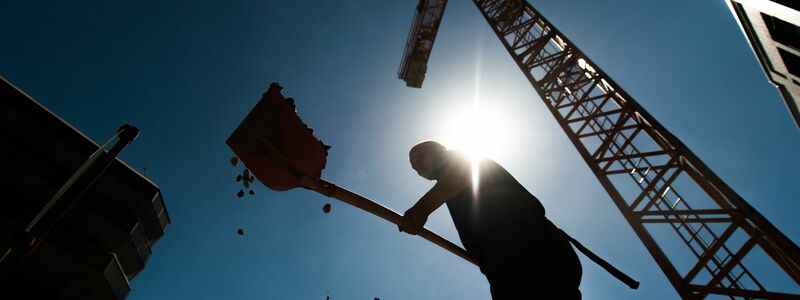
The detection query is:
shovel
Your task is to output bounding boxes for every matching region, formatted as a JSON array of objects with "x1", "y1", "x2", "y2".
[{"x1": 226, "y1": 82, "x2": 476, "y2": 266}]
